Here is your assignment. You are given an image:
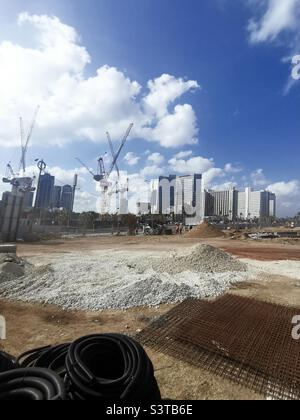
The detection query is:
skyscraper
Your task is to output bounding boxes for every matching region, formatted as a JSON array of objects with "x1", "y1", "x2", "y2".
[
  {"x1": 52, "y1": 186, "x2": 62, "y2": 209},
  {"x1": 237, "y1": 188, "x2": 276, "y2": 219},
  {"x1": 35, "y1": 174, "x2": 55, "y2": 209},
  {"x1": 60, "y1": 185, "x2": 73, "y2": 211},
  {"x1": 205, "y1": 188, "x2": 238, "y2": 220}
]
